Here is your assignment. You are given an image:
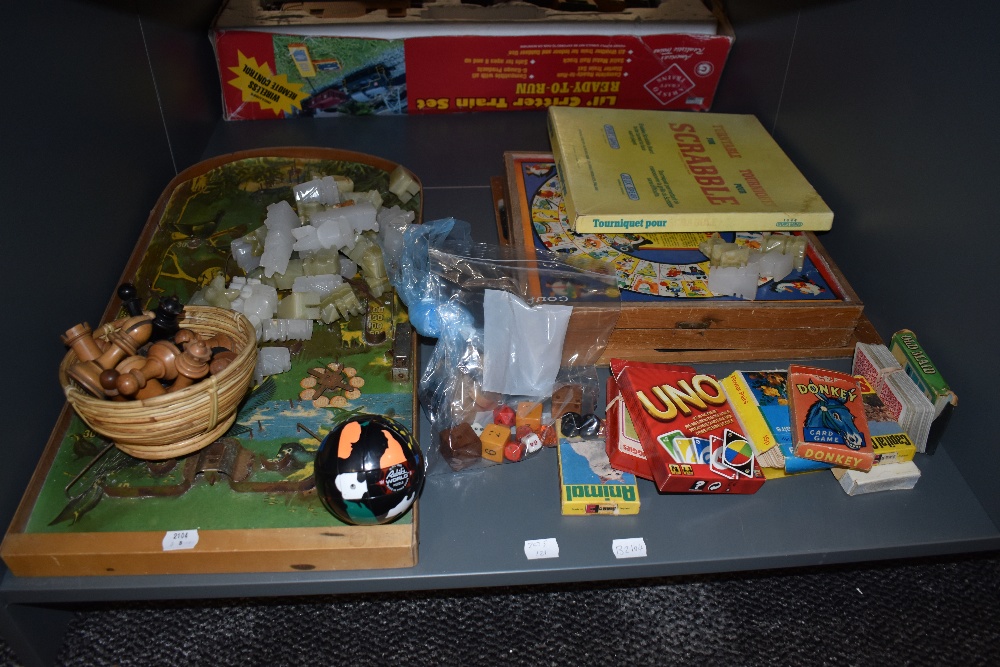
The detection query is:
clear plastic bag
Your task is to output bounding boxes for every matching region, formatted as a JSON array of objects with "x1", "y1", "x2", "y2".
[
  {"x1": 379, "y1": 216, "x2": 473, "y2": 338},
  {"x1": 416, "y1": 244, "x2": 621, "y2": 474}
]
